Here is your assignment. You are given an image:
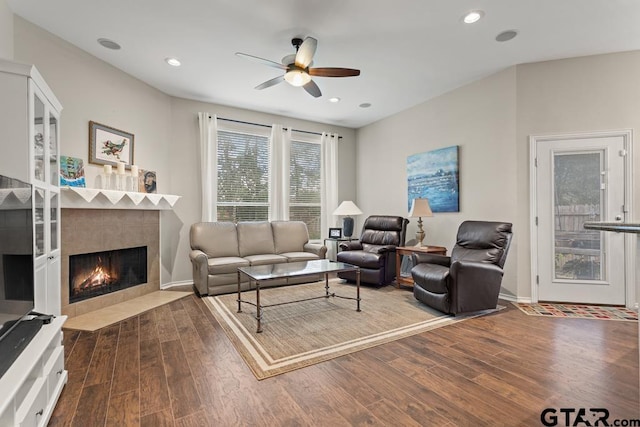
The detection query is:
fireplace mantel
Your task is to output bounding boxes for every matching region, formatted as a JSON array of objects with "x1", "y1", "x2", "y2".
[{"x1": 61, "y1": 187, "x2": 181, "y2": 210}]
